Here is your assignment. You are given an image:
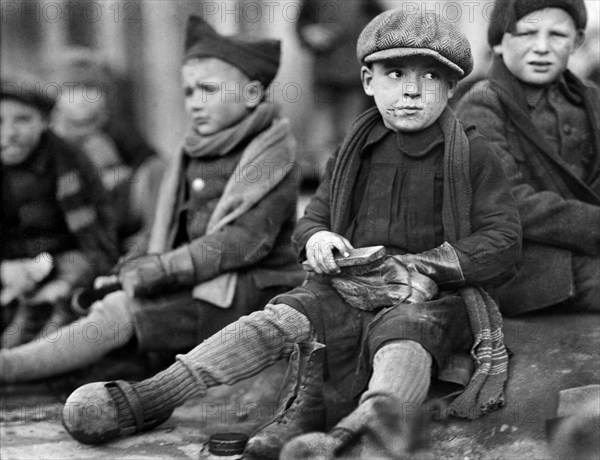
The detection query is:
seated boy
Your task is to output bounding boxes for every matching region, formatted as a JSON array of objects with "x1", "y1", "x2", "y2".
[
  {"x1": 0, "y1": 16, "x2": 303, "y2": 383},
  {"x1": 51, "y1": 85, "x2": 165, "y2": 255},
  {"x1": 0, "y1": 75, "x2": 118, "y2": 348},
  {"x1": 456, "y1": 0, "x2": 599, "y2": 315},
  {"x1": 61, "y1": 9, "x2": 521, "y2": 458}
]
